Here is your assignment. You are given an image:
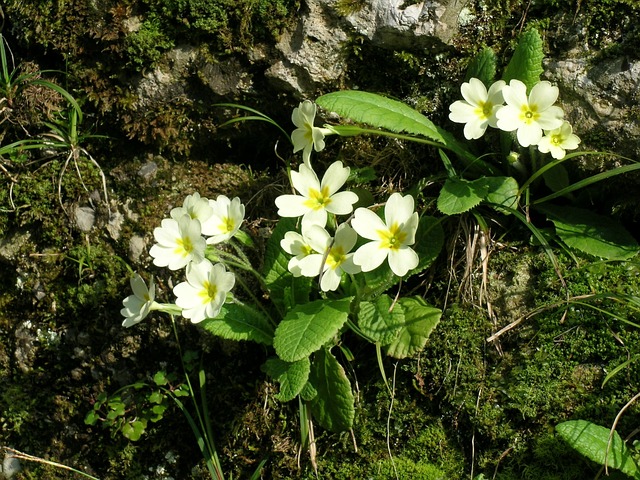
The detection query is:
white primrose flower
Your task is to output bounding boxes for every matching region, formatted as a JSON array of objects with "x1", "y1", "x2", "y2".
[
  {"x1": 291, "y1": 100, "x2": 334, "y2": 168},
  {"x1": 496, "y1": 79, "x2": 564, "y2": 147},
  {"x1": 298, "y1": 223, "x2": 361, "y2": 292},
  {"x1": 149, "y1": 215, "x2": 206, "y2": 270},
  {"x1": 173, "y1": 259, "x2": 236, "y2": 324},
  {"x1": 121, "y1": 274, "x2": 160, "y2": 327},
  {"x1": 170, "y1": 192, "x2": 214, "y2": 223},
  {"x1": 537, "y1": 121, "x2": 581, "y2": 159},
  {"x1": 352, "y1": 193, "x2": 419, "y2": 277},
  {"x1": 275, "y1": 160, "x2": 359, "y2": 228},
  {"x1": 201, "y1": 195, "x2": 245, "y2": 244},
  {"x1": 280, "y1": 223, "x2": 317, "y2": 277},
  {"x1": 449, "y1": 78, "x2": 506, "y2": 139}
]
